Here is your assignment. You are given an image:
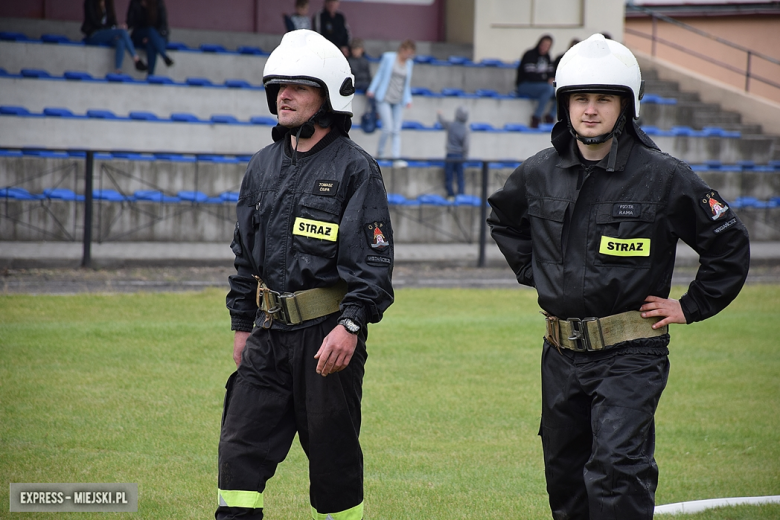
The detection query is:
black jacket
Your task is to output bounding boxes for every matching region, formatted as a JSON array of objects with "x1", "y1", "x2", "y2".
[
  {"x1": 81, "y1": 0, "x2": 117, "y2": 36},
  {"x1": 313, "y1": 9, "x2": 350, "y2": 50},
  {"x1": 126, "y1": 0, "x2": 169, "y2": 40},
  {"x1": 515, "y1": 47, "x2": 554, "y2": 85},
  {"x1": 227, "y1": 129, "x2": 394, "y2": 332},
  {"x1": 488, "y1": 122, "x2": 750, "y2": 326}
]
